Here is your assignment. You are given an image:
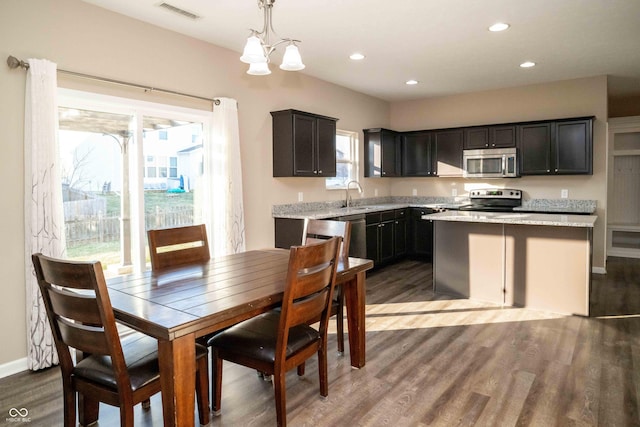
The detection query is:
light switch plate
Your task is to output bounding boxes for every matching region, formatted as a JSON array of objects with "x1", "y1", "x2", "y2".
[
  {"x1": 298, "y1": 192, "x2": 303, "y2": 202},
  {"x1": 561, "y1": 189, "x2": 568, "y2": 199},
  {"x1": 452, "y1": 188, "x2": 458, "y2": 197},
  {"x1": 412, "y1": 188, "x2": 417, "y2": 196}
]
